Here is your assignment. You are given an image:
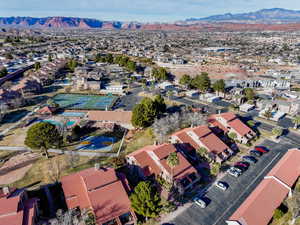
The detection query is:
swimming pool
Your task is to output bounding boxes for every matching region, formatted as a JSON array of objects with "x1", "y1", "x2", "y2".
[
  {"x1": 42, "y1": 119, "x2": 76, "y2": 128},
  {"x1": 76, "y1": 136, "x2": 115, "y2": 151},
  {"x1": 59, "y1": 112, "x2": 86, "y2": 118}
]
